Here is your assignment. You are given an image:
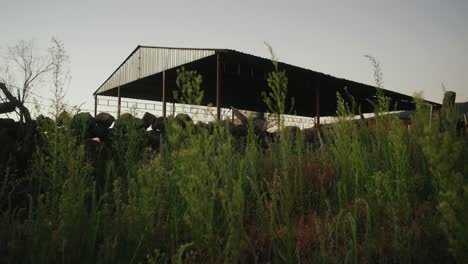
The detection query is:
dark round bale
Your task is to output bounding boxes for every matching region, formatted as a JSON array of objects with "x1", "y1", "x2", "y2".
[
  {"x1": 206, "y1": 121, "x2": 216, "y2": 134},
  {"x1": 195, "y1": 121, "x2": 209, "y2": 132},
  {"x1": 142, "y1": 112, "x2": 157, "y2": 129},
  {"x1": 91, "y1": 123, "x2": 110, "y2": 141},
  {"x1": 282, "y1": 126, "x2": 301, "y2": 137},
  {"x1": 221, "y1": 119, "x2": 235, "y2": 130},
  {"x1": 71, "y1": 112, "x2": 96, "y2": 139},
  {"x1": 253, "y1": 118, "x2": 268, "y2": 132},
  {"x1": 302, "y1": 127, "x2": 319, "y2": 143},
  {"x1": 84, "y1": 138, "x2": 101, "y2": 162},
  {"x1": 258, "y1": 130, "x2": 274, "y2": 149},
  {"x1": 144, "y1": 130, "x2": 161, "y2": 149},
  {"x1": 95, "y1": 112, "x2": 115, "y2": 128},
  {"x1": 175, "y1": 113, "x2": 193, "y2": 128},
  {"x1": 56, "y1": 111, "x2": 71, "y2": 127},
  {"x1": 114, "y1": 113, "x2": 145, "y2": 132},
  {"x1": 151, "y1": 116, "x2": 166, "y2": 131},
  {"x1": 36, "y1": 115, "x2": 55, "y2": 132},
  {"x1": 231, "y1": 123, "x2": 248, "y2": 138}
]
